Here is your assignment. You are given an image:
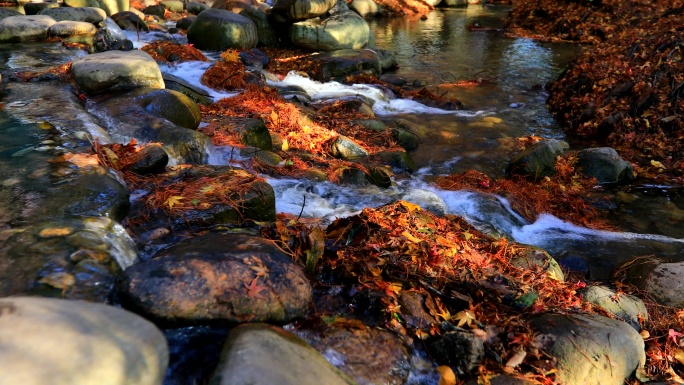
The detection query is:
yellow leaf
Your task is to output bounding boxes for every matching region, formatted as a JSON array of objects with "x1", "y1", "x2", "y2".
[
  {"x1": 401, "y1": 231, "x2": 422, "y2": 243},
  {"x1": 270, "y1": 110, "x2": 279, "y2": 125},
  {"x1": 63, "y1": 152, "x2": 100, "y2": 167},
  {"x1": 398, "y1": 200, "x2": 421, "y2": 212},
  {"x1": 454, "y1": 310, "x2": 476, "y2": 327},
  {"x1": 165, "y1": 195, "x2": 183, "y2": 209},
  {"x1": 462, "y1": 231, "x2": 473, "y2": 241},
  {"x1": 436, "y1": 366, "x2": 456, "y2": 385},
  {"x1": 200, "y1": 185, "x2": 214, "y2": 194},
  {"x1": 389, "y1": 282, "x2": 402, "y2": 295},
  {"x1": 282, "y1": 138, "x2": 289, "y2": 151},
  {"x1": 38, "y1": 227, "x2": 73, "y2": 238},
  {"x1": 221, "y1": 49, "x2": 240, "y2": 62},
  {"x1": 651, "y1": 159, "x2": 667, "y2": 169}
]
